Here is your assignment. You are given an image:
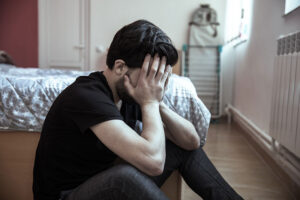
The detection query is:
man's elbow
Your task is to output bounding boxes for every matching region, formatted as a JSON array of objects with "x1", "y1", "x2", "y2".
[
  {"x1": 192, "y1": 135, "x2": 200, "y2": 149},
  {"x1": 147, "y1": 156, "x2": 165, "y2": 176},
  {"x1": 149, "y1": 164, "x2": 164, "y2": 176},
  {"x1": 186, "y1": 133, "x2": 200, "y2": 150}
]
